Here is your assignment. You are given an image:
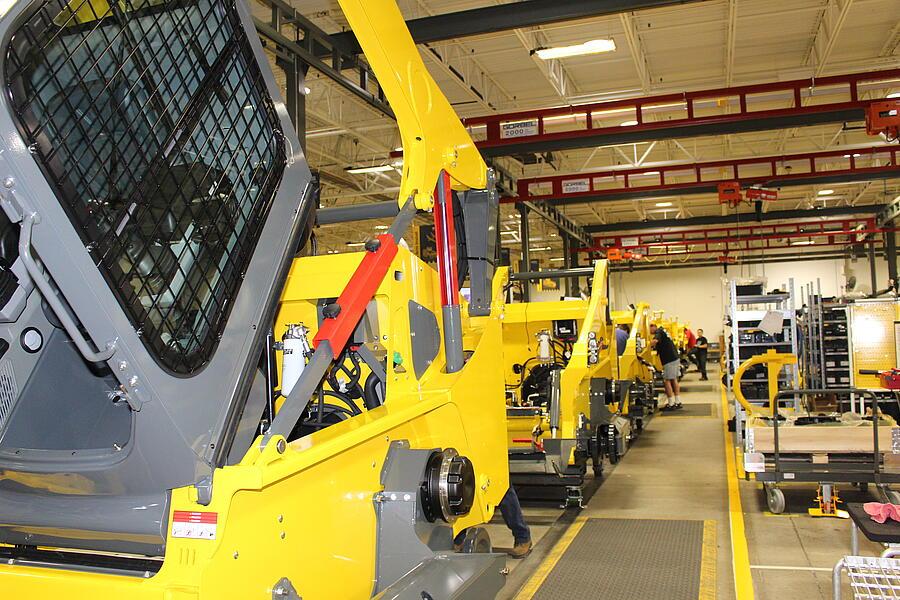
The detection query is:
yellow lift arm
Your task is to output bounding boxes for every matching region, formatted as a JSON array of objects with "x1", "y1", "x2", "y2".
[{"x1": 337, "y1": 0, "x2": 487, "y2": 209}]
